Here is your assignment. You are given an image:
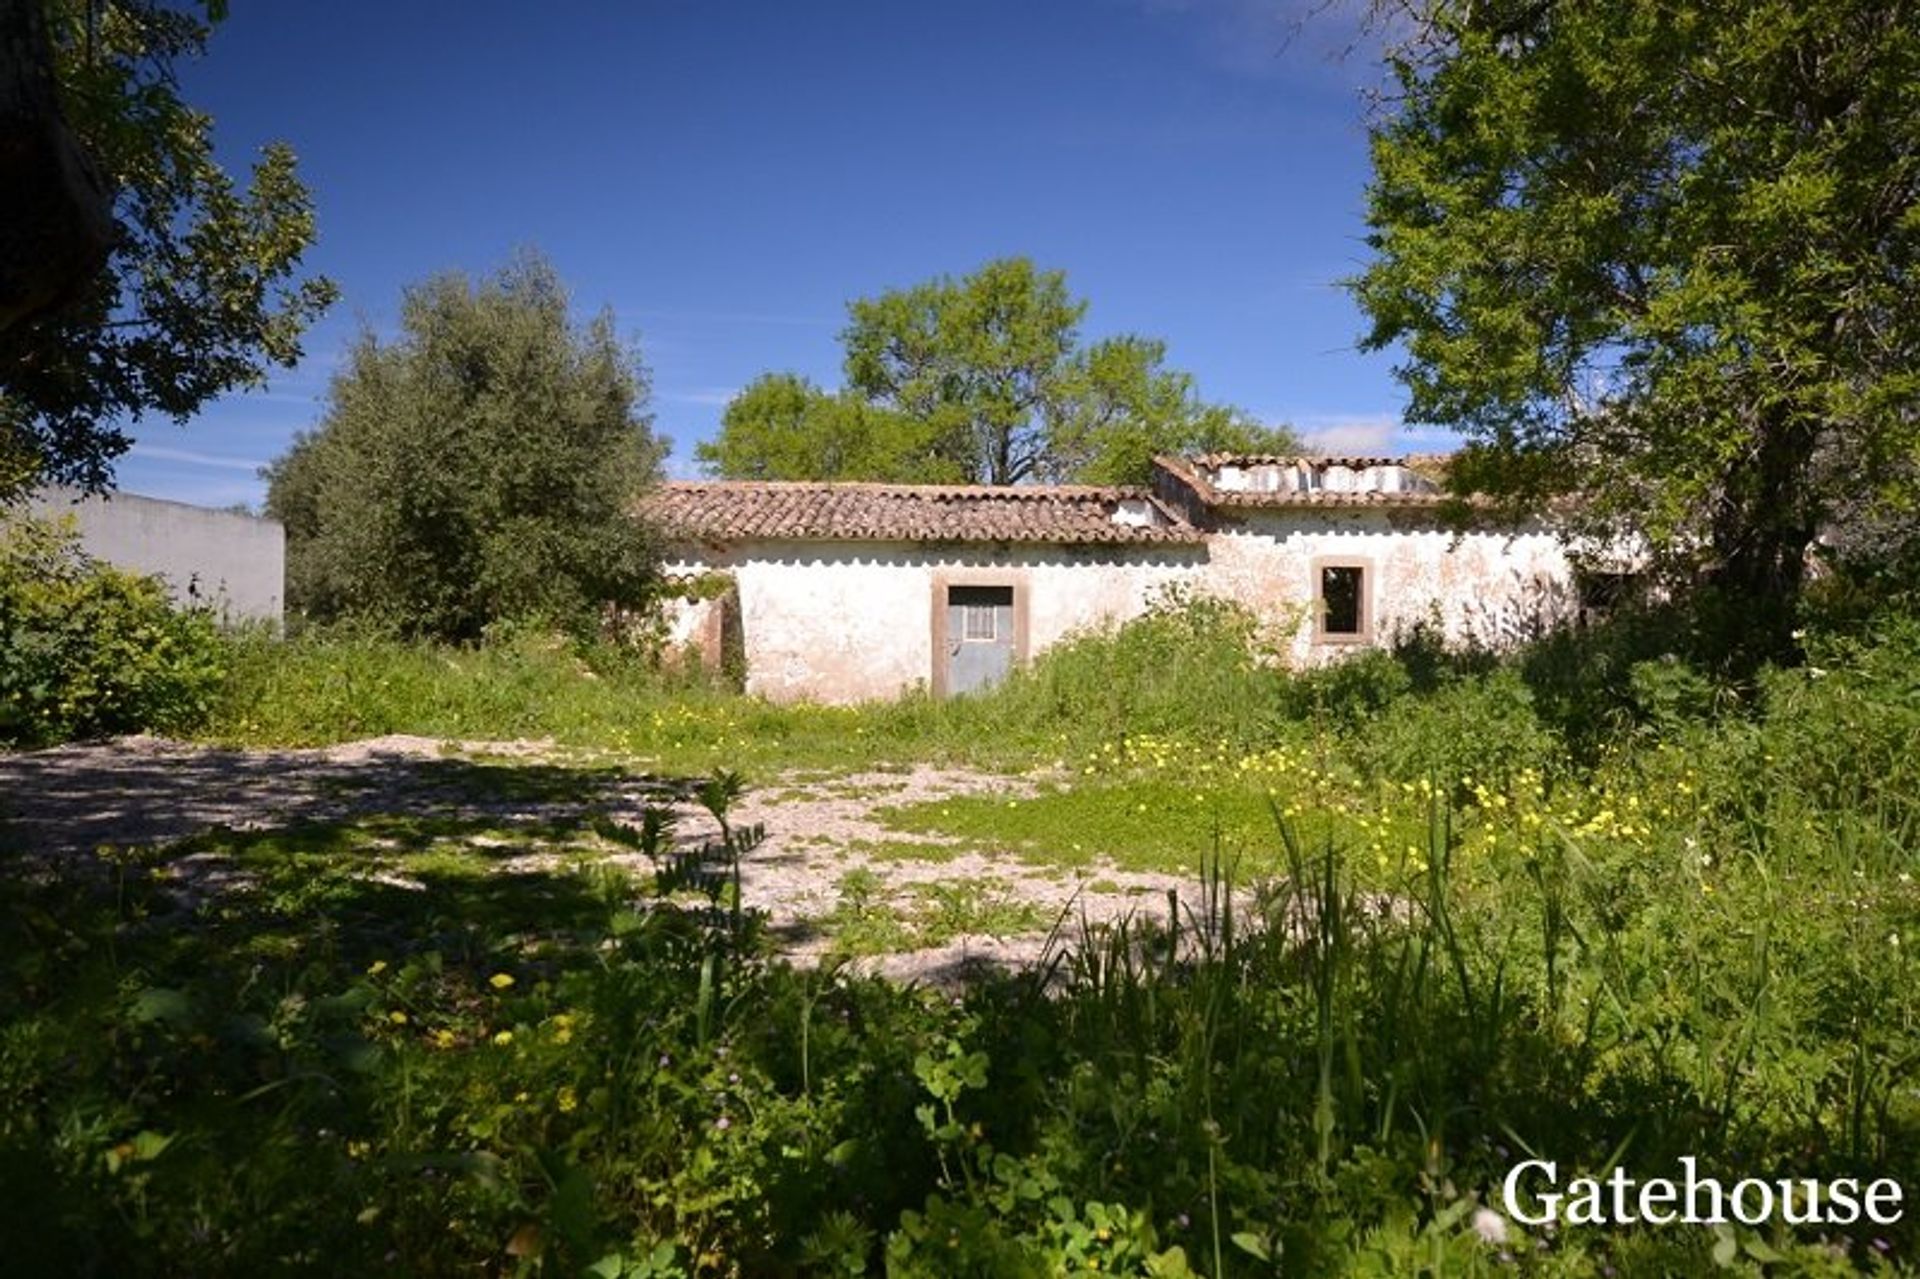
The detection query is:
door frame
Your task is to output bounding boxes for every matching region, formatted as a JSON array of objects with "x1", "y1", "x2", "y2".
[{"x1": 930, "y1": 569, "x2": 1029, "y2": 698}]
